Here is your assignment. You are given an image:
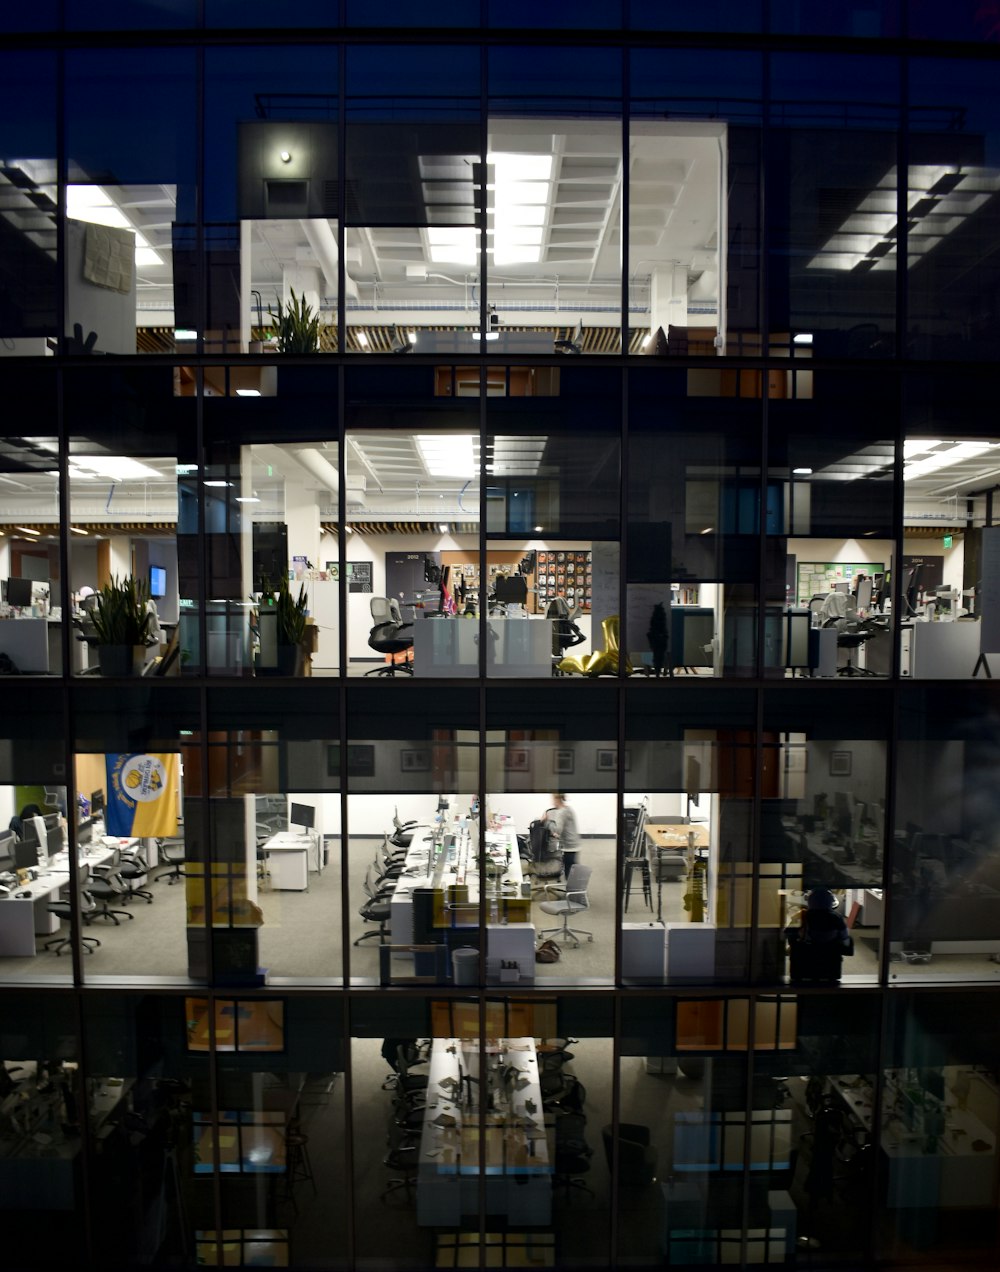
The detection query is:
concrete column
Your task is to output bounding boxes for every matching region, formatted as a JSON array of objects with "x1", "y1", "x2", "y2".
[{"x1": 649, "y1": 264, "x2": 689, "y2": 338}]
